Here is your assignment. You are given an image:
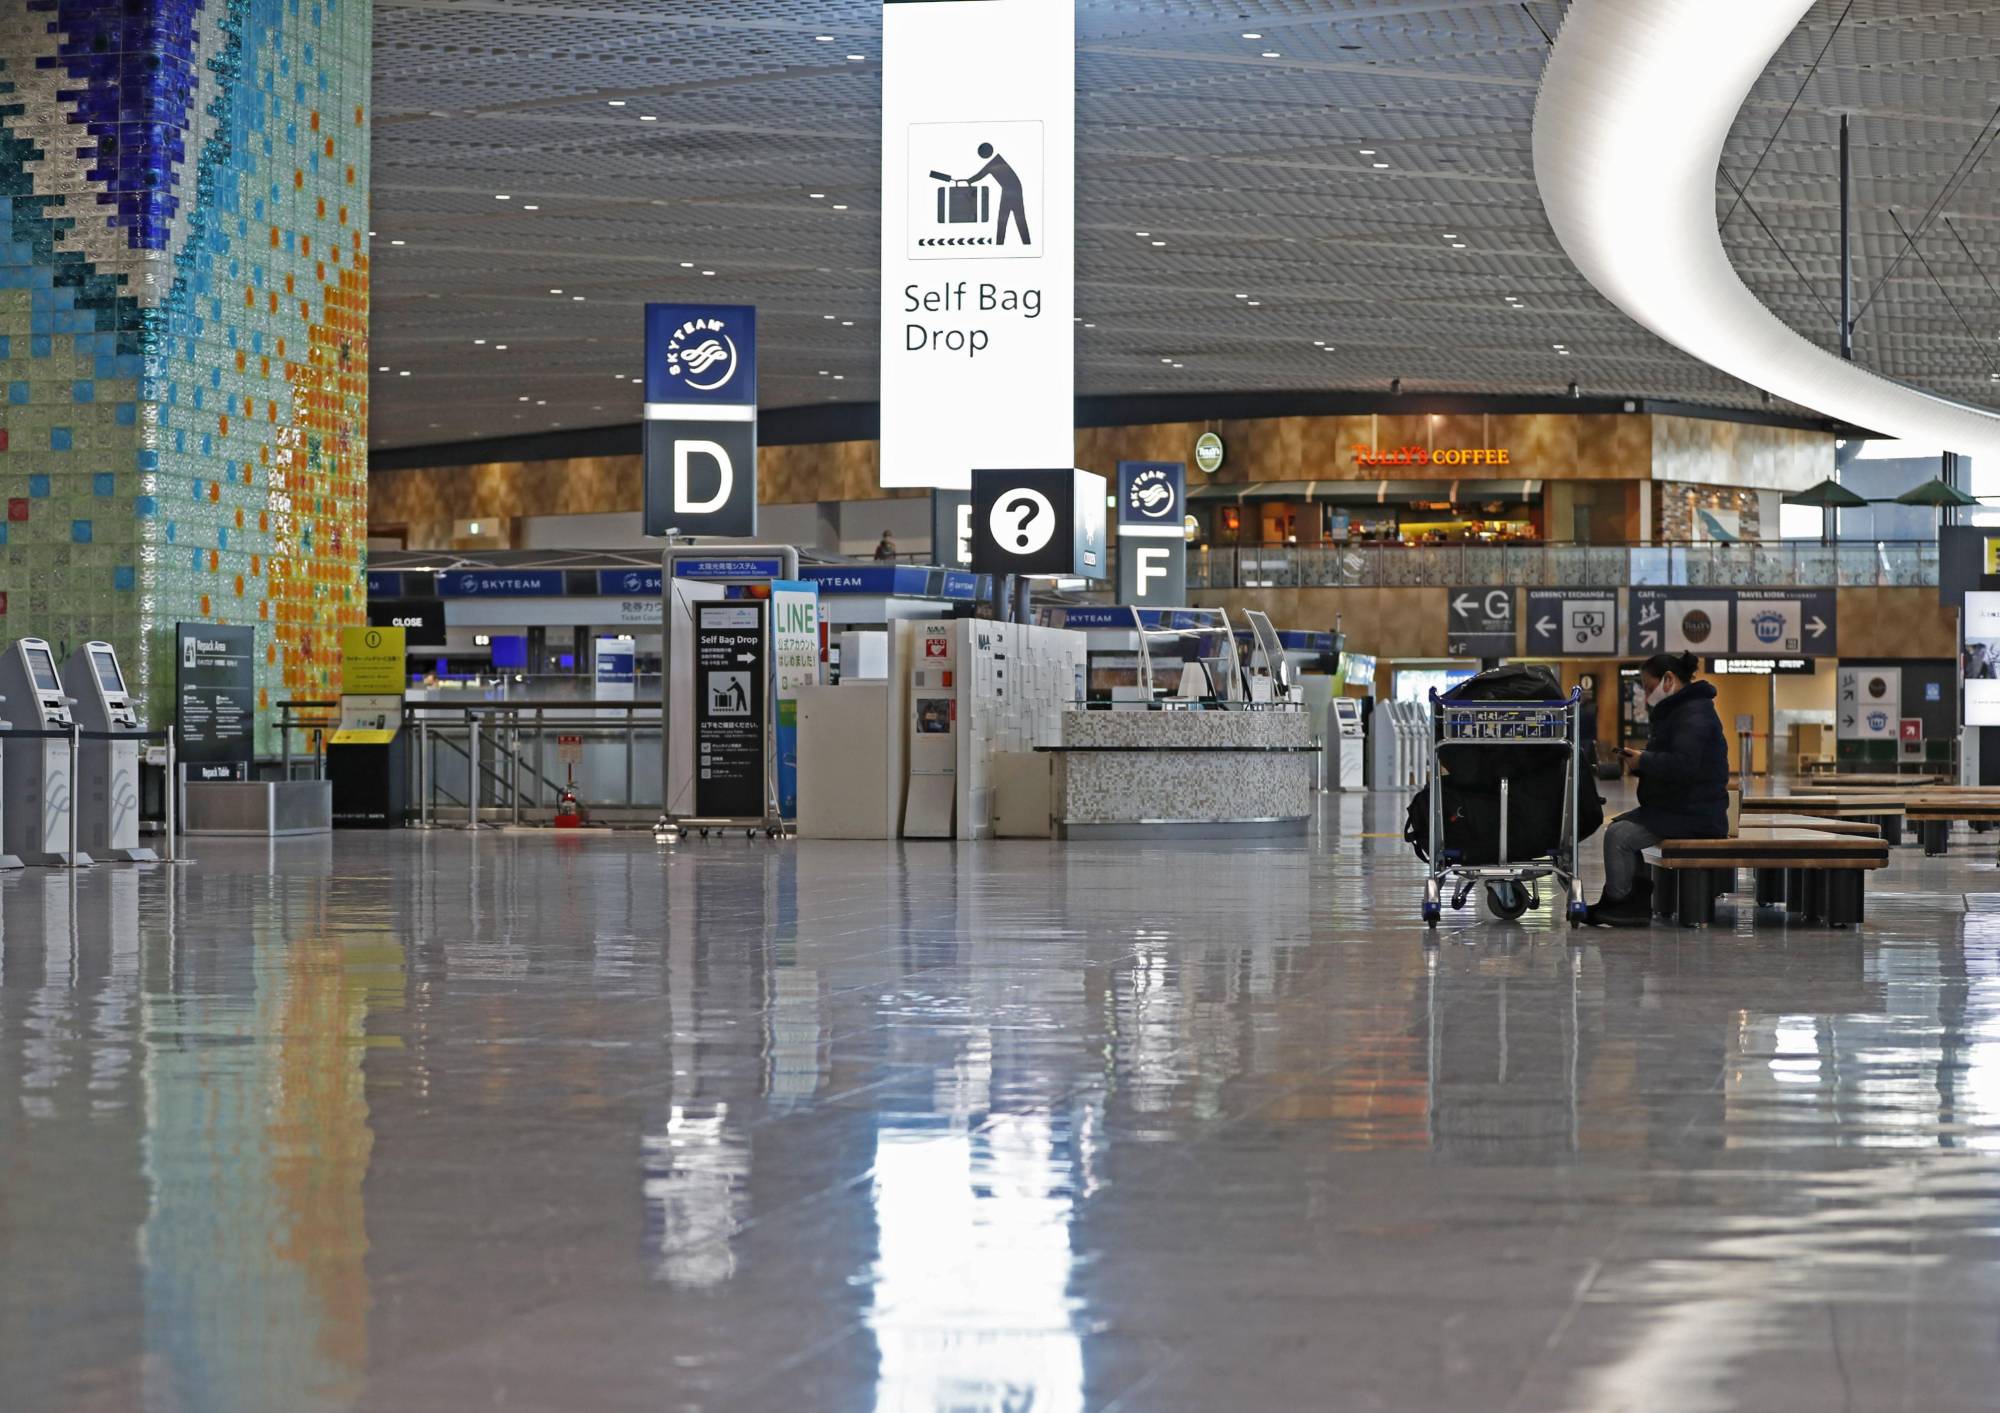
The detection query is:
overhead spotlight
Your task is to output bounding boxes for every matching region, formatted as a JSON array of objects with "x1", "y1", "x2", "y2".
[
  {"x1": 1391, "y1": 378, "x2": 1403, "y2": 395},
  {"x1": 1568, "y1": 381, "x2": 1581, "y2": 400}
]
